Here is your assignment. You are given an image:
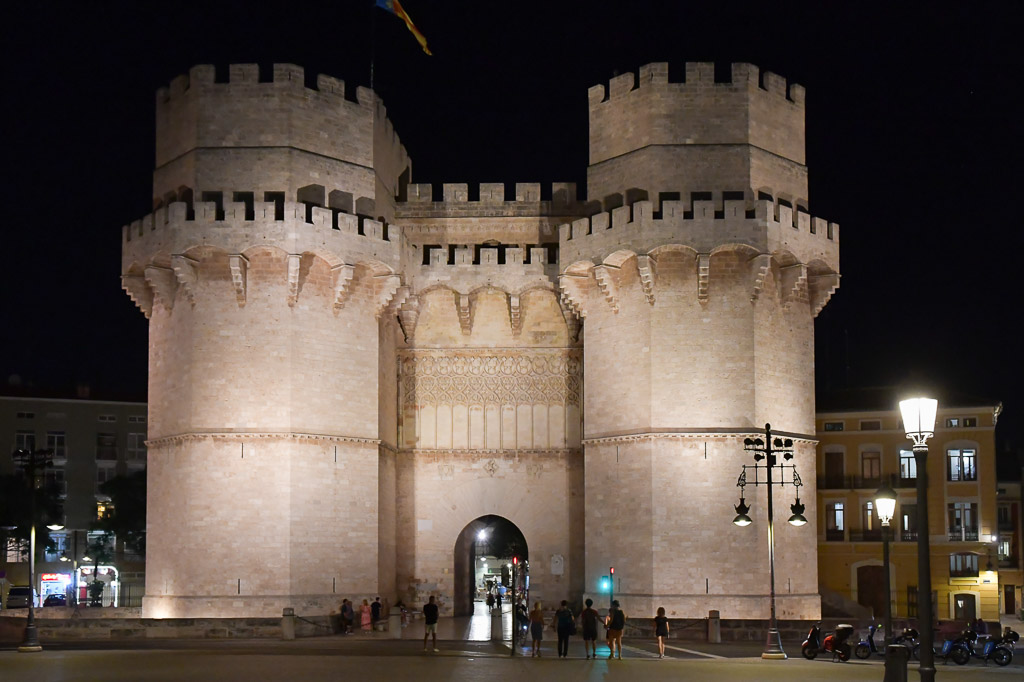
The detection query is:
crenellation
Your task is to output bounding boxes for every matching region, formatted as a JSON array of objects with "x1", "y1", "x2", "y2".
[
  {"x1": 684, "y1": 61, "x2": 714, "y2": 84},
  {"x1": 638, "y1": 62, "x2": 668, "y2": 86},
  {"x1": 607, "y1": 70, "x2": 635, "y2": 99},
  {"x1": 229, "y1": 63, "x2": 259, "y2": 83},
  {"x1": 515, "y1": 183, "x2": 540, "y2": 202},
  {"x1": 444, "y1": 183, "x2": 469, "y2": 203},
  {"x1": 762, "y1": 70, "x2": 787, "y2": 96},
  {"x1": 316, "y1": 73, "x2": 345, "y2": 96},
  {"x1": 273, "y1": 62, "x2": 303, "y2": 85}
]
